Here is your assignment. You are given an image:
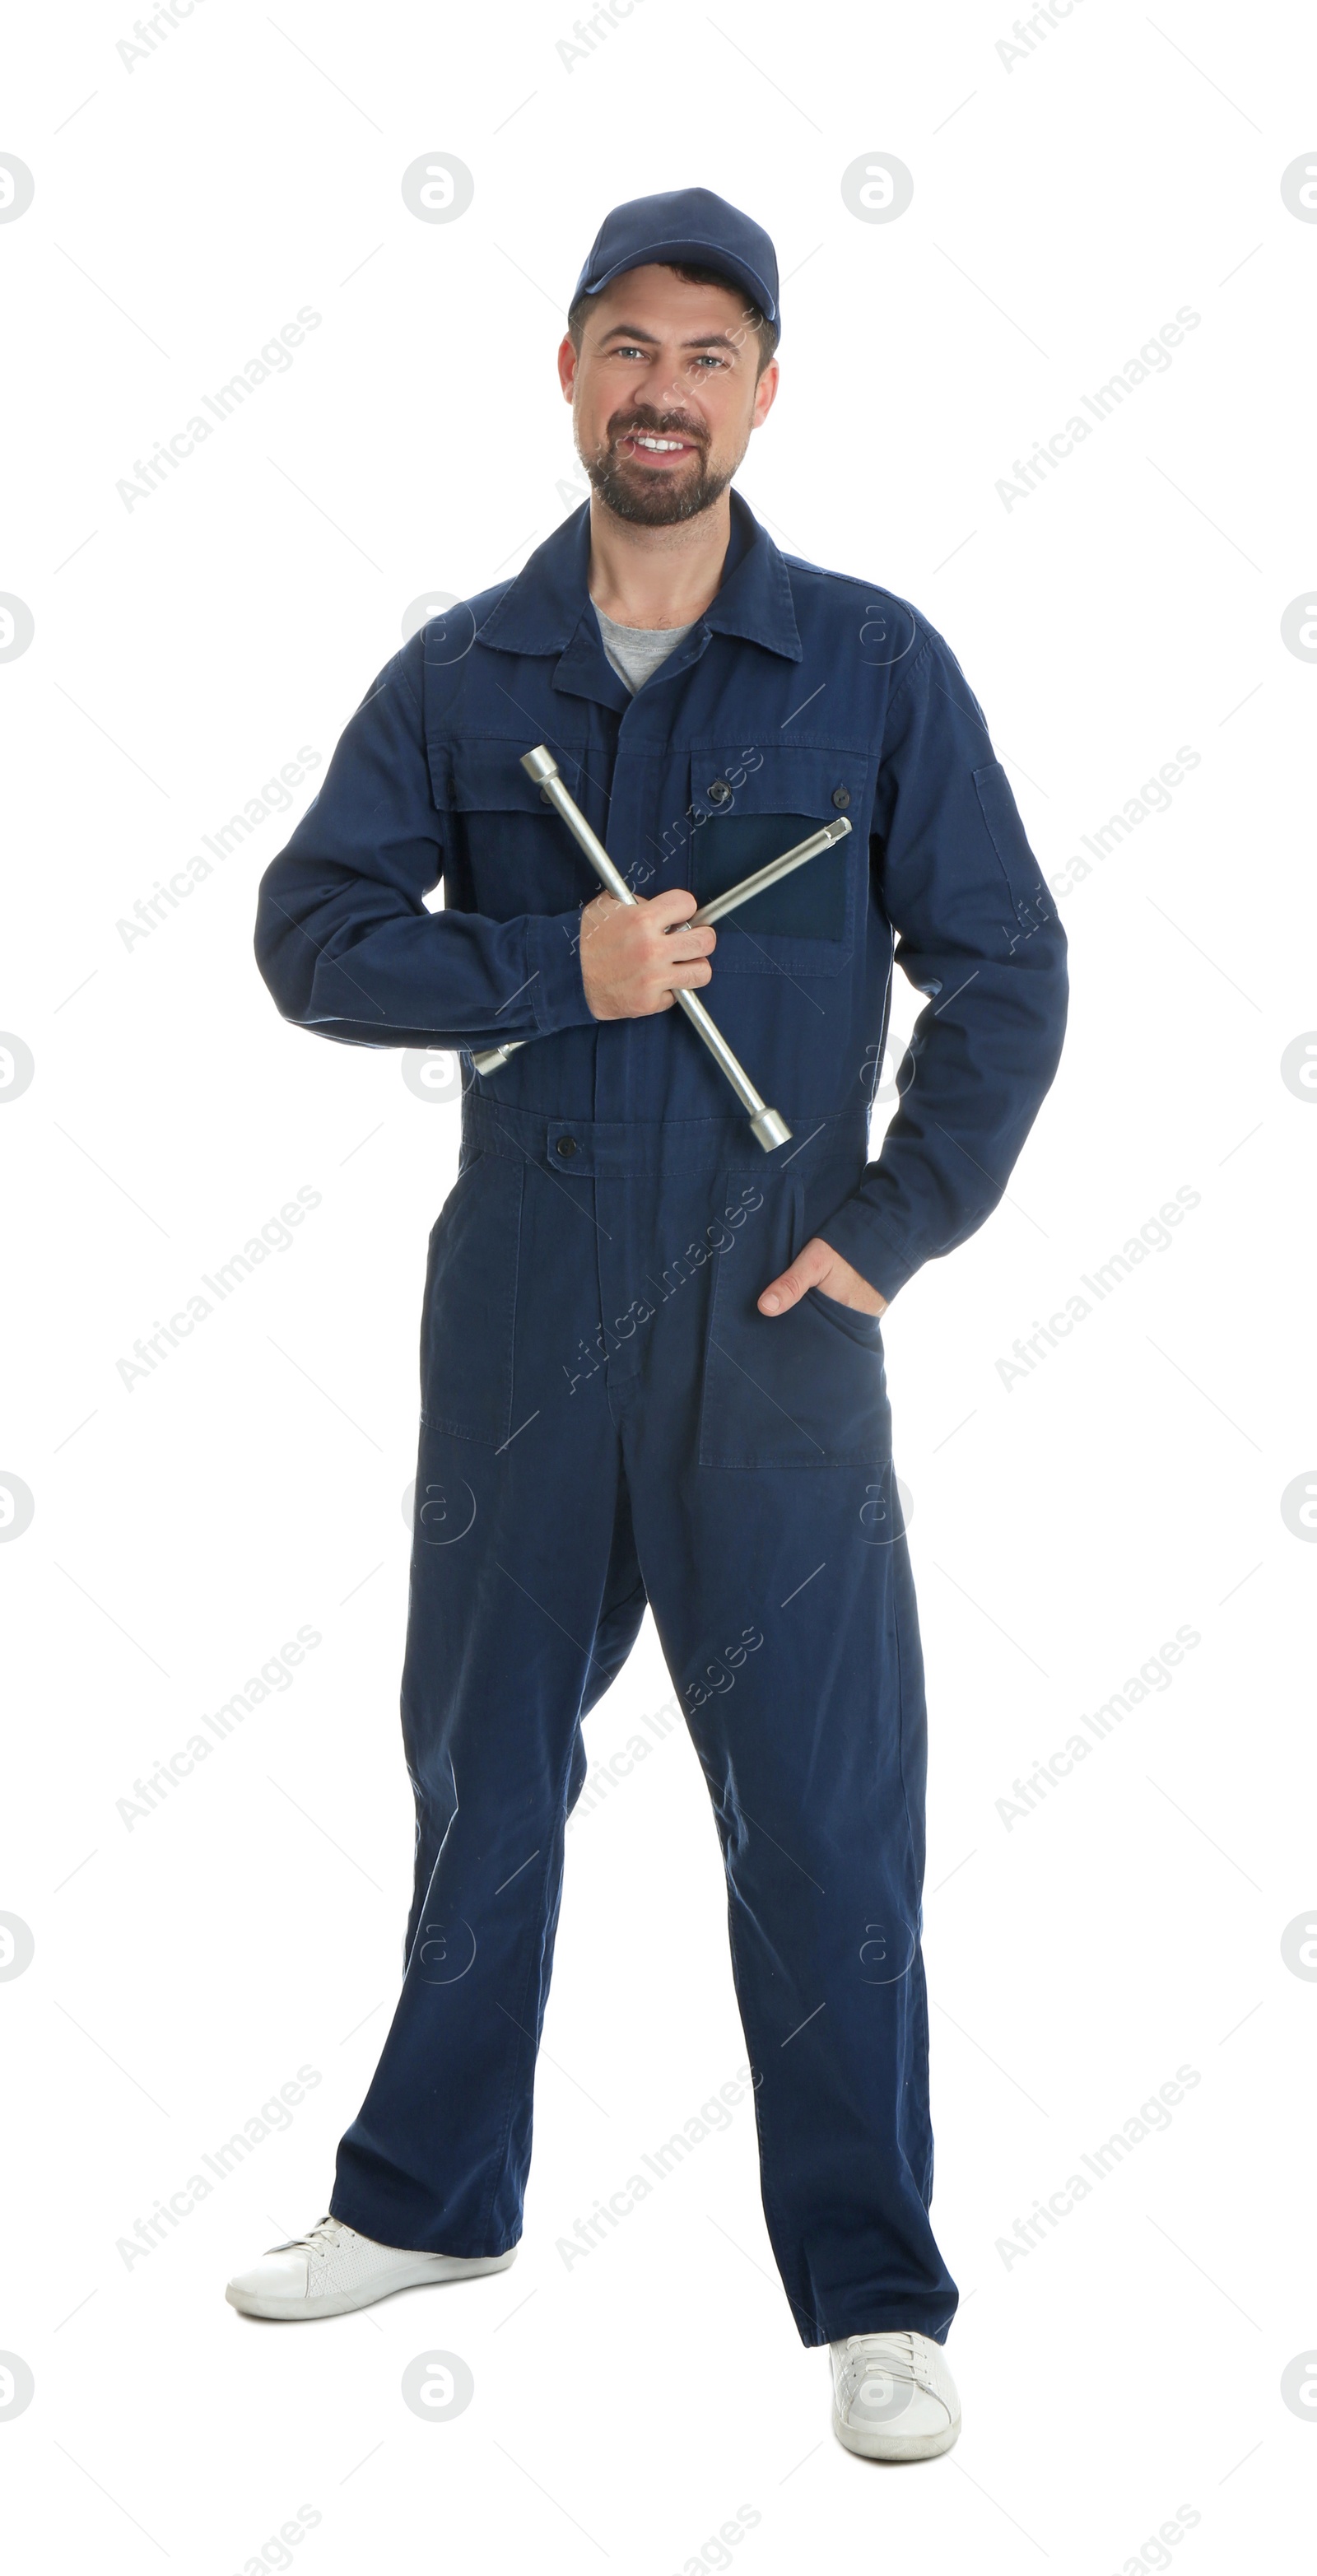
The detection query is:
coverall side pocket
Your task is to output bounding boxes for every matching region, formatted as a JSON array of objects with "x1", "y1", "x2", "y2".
[
  {"x1": 420, "y1": 1153, "x2": 524, "y2": 1445},
  {"x1": 972, "y1": 760, "x2": 1055, "y2": 934},
  {"x1": 804, "y1": 1283, "x2": 886, "y2": 1345},
  {"x1": 699, "y1": 1181, "x2": 892, "y2": 1470}
]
